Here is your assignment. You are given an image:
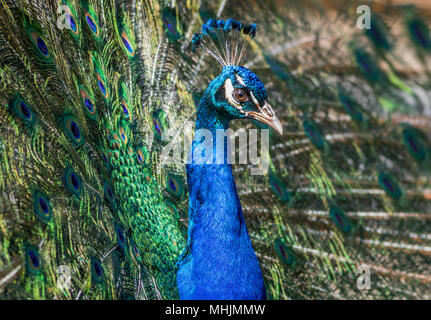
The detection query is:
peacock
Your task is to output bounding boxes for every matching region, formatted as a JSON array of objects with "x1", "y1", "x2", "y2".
[
  {"x1": 176, "y1": 21, "x2": 283, "y2": 299},
  {"x1": 0, "y1": 0, "x2": 431, "y2": 300}
]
